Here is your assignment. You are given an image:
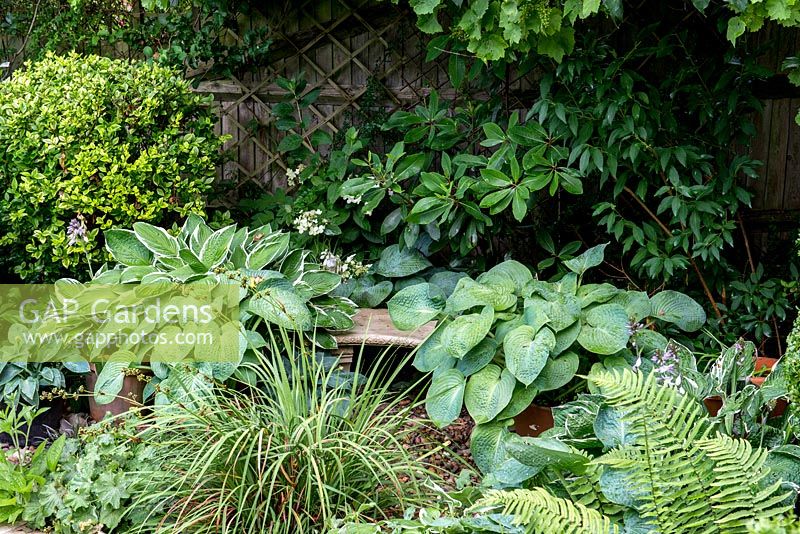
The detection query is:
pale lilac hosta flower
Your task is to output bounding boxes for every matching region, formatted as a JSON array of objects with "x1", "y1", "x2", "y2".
[
  {"x1": 651, "y1": 342, "x2": 684, "y2": 391},
  {"x1": 67, "y1": 215, "x2": 88, "y2": 246}
]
